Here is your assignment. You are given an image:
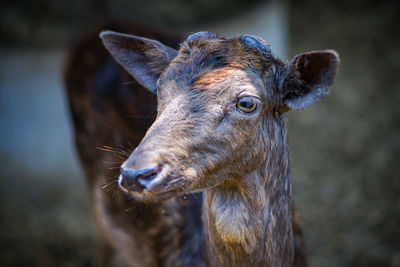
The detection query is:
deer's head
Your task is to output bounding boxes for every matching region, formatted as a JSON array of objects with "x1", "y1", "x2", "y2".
[{"x1": 100, "y1": 31, "x2": 339, "y2": 203}]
